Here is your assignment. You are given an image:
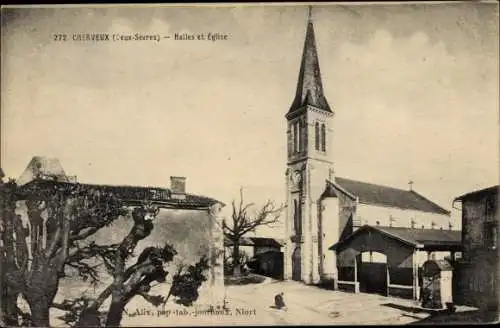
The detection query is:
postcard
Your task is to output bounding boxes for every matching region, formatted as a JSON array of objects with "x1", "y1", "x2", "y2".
[{"x1": 1, "y1": 2, "x2": 499, "y2": 327}]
